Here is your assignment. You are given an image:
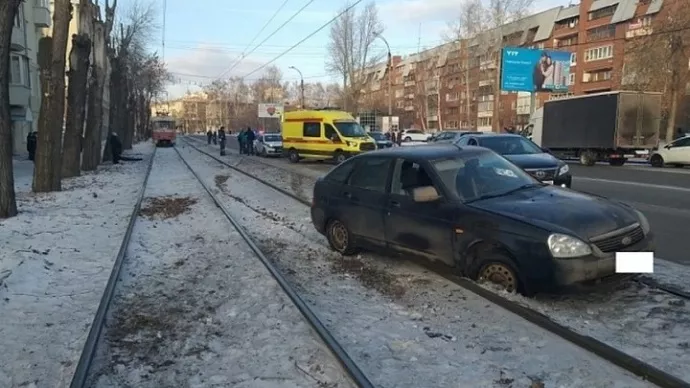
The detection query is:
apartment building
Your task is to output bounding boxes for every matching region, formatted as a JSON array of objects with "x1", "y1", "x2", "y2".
[
  {"x1": 359, "y1": 0, "x2": 672, "y2": 132},
  {"x1": 9, "y1": 0, "x2": 50, "y2": 154}
]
